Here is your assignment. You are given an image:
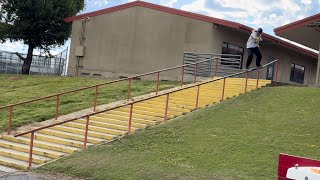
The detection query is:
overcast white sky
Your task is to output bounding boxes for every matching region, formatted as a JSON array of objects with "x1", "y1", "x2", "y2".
[{"x1": 0, "y1": 0, "x2": 319, "y2": 55}]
